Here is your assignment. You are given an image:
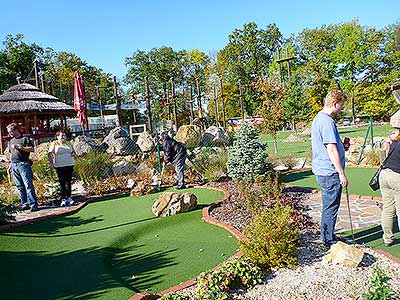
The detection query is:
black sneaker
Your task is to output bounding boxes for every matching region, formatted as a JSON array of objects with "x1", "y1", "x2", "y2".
[
  {"x1": 176, "y1": 185, "x2": 186, "y2": 190},
  {"x1": 30, "y1": 205, "x2": 39, "y2": 212},
  {"x1": 22, "y1": 204, "x2": 30, "y2": 211}
]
